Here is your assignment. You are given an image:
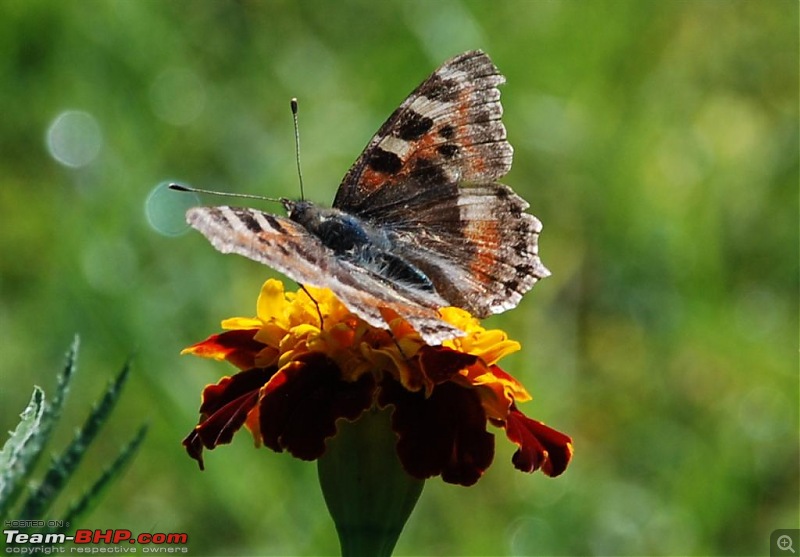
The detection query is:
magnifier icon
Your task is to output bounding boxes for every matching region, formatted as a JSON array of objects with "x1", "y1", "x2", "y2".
[{"x1": 778, "y1": 535, "x2": 795, "y2": 554}]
